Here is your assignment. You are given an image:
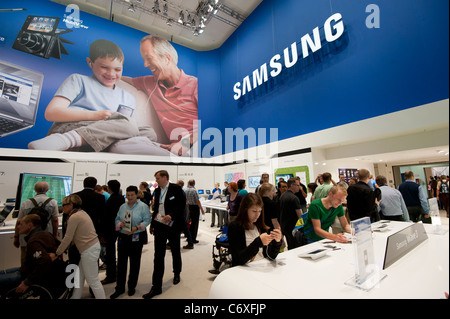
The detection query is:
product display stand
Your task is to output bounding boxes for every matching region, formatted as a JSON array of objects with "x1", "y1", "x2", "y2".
[
  {"x1": 429, "y1": 198, "x2": 449, "y2": 235},
  {"x1": 345, "y1": 217, "x2": 387, "y2": 292}
]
